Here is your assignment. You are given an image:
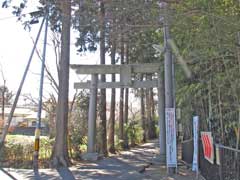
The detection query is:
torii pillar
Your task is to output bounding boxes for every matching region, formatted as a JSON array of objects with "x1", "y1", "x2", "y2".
[
  {"x1": 82, "y1": 74, "x2": 99, "y2": 161},
  {"x1": 71, "y1": 63, "x2": 166, "y2": 162},
  {"x1": 87, "y1": 74, "x2": 98, "y2": 153}
]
